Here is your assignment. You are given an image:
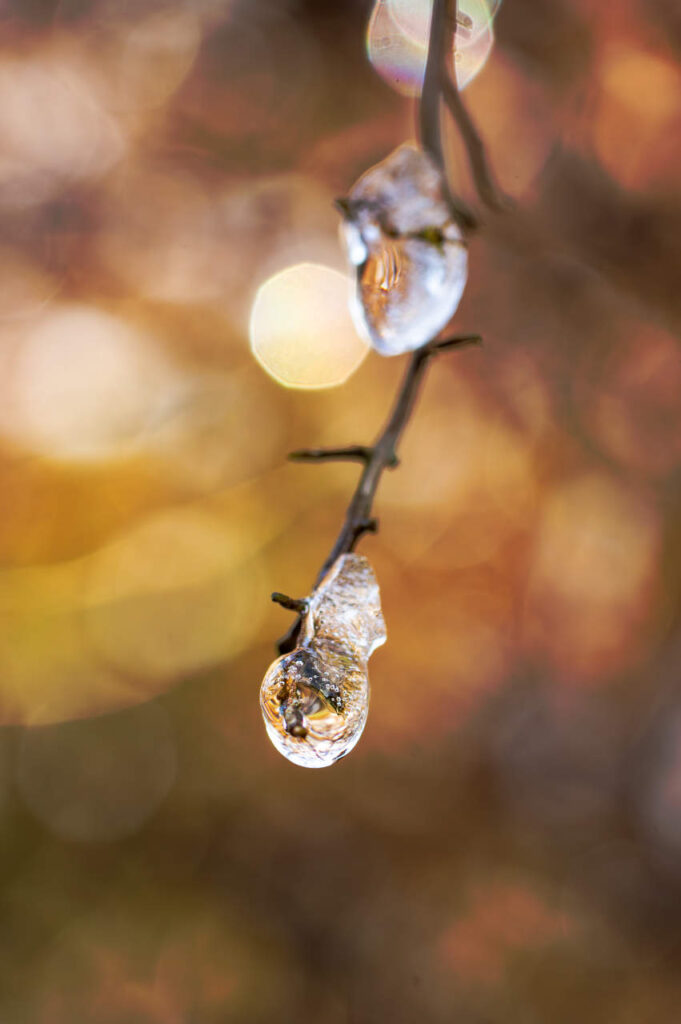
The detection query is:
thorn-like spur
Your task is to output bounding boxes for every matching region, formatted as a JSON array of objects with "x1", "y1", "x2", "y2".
[
  {"x1": 288, "y1": 445, "x2": 373, "y2": 465},
  {"x1": 429, "y1": 333, "x2": 482, "y2": 354},
  {"x1": 352, "y1": 518, "x2": 378, "y2": 546},
  {"x1": 271, "y1": 593, "x2": 309, "y2": 614},
  {"x1": 334, "y1": 197, "x2": 353, "y2": 219}
]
